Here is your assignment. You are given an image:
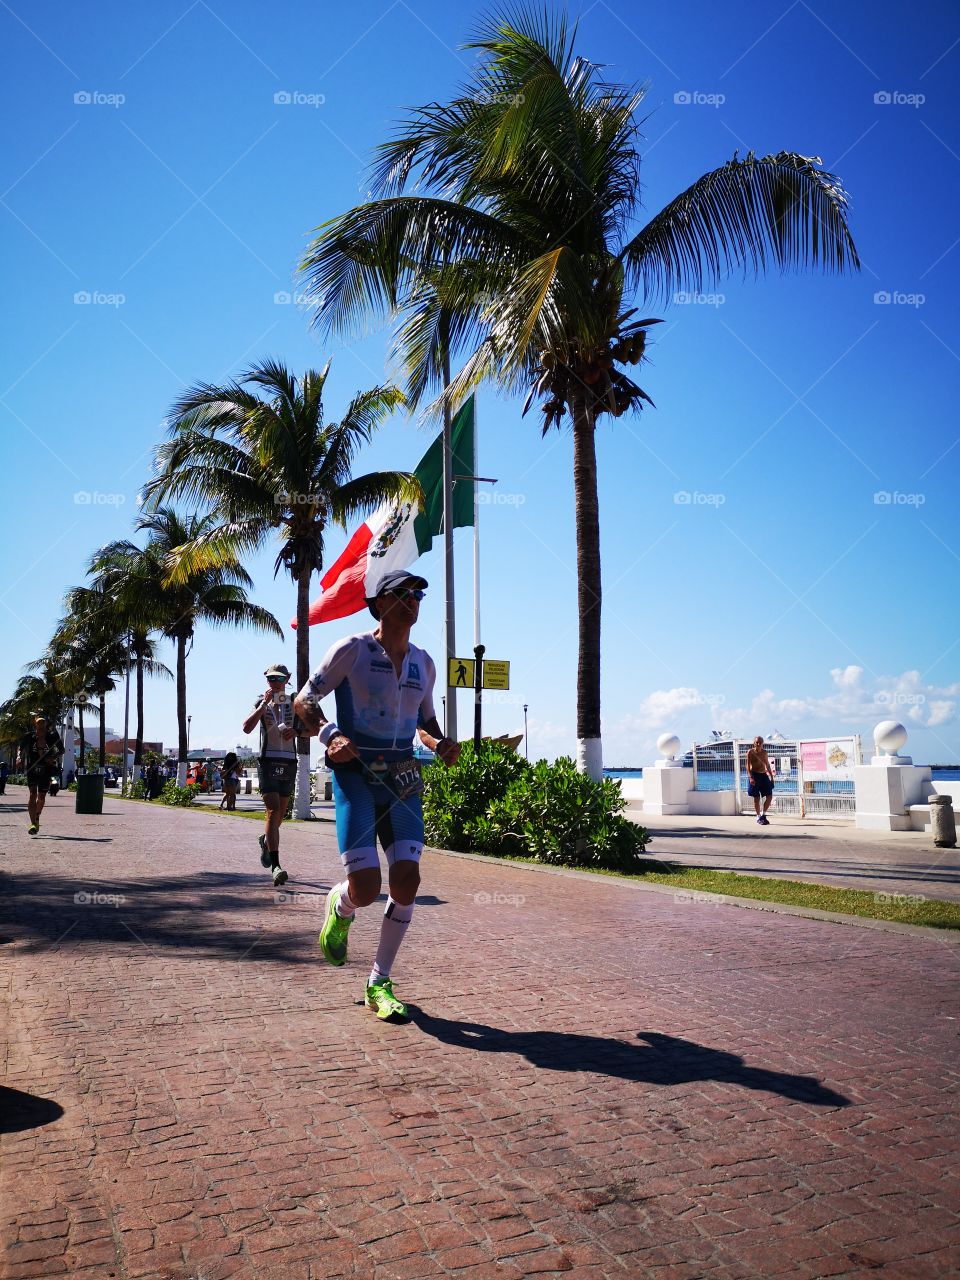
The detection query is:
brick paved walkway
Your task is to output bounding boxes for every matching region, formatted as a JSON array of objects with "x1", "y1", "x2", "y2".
[{"x1": 2, "y1": 788, "x2": 959, "y2": 1280}]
